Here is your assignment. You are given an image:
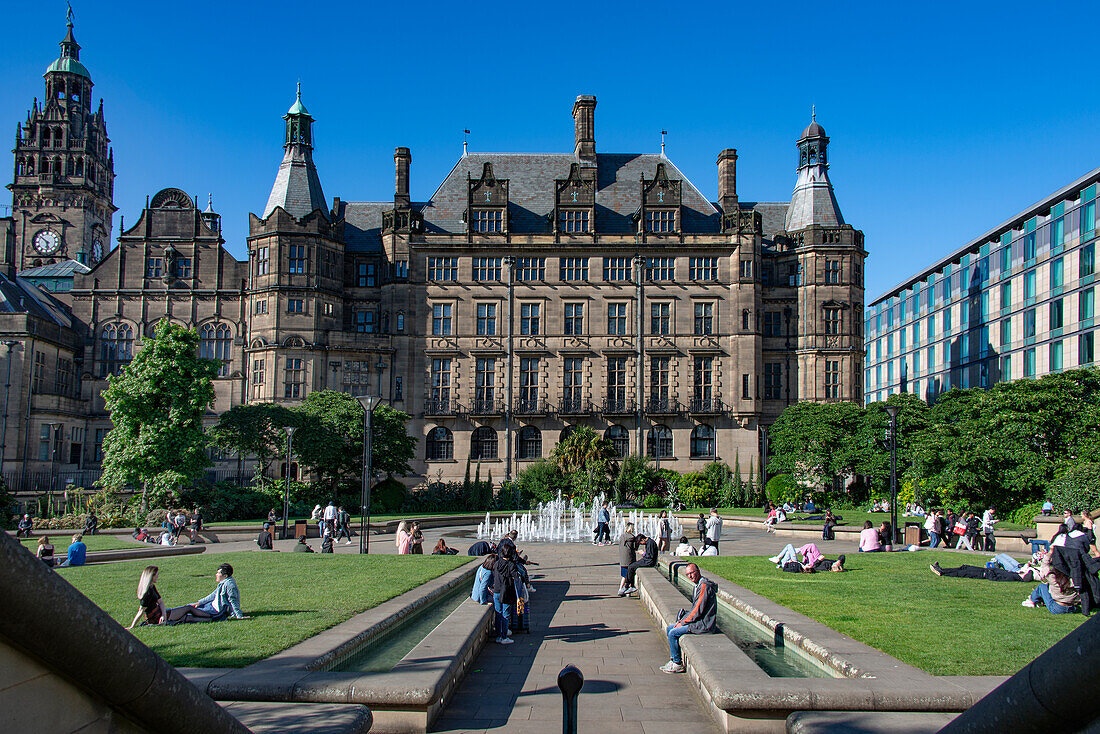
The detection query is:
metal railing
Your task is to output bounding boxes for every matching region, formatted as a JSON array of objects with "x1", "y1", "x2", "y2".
[
  {"x1": 602, "y1": 397, "x2": 636, "y2": 414},
  {"x1": 513, "y1": 397, "x2": 552, "y2": 415},
  {"x1": 688, "y1": 396, "x2": 725, "y2": 414},
  {"x1": 423, "y1": 398, "x2": 459, "y2": 416},
  {"x1": 469, "y1": 397, "x2": 505, "y2": 415},
  {"x1": 645, "y1": 397, "x2": 682, "y2": 414}
]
